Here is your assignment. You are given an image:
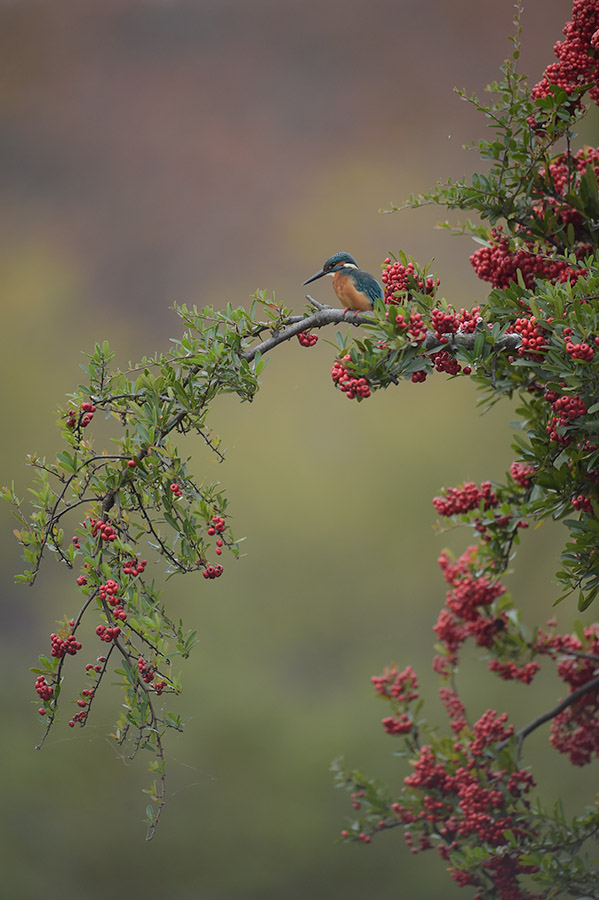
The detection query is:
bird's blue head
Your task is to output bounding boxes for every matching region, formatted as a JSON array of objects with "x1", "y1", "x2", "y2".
[{"x1": 303, "y1": 252, "x2": 358, "y2": 285}]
